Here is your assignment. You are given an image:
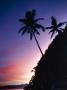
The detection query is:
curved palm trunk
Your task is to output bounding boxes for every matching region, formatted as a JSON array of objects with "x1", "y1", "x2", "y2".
[{"x1": 33, "y1": 33, "x2": 43, "y2": 56}]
